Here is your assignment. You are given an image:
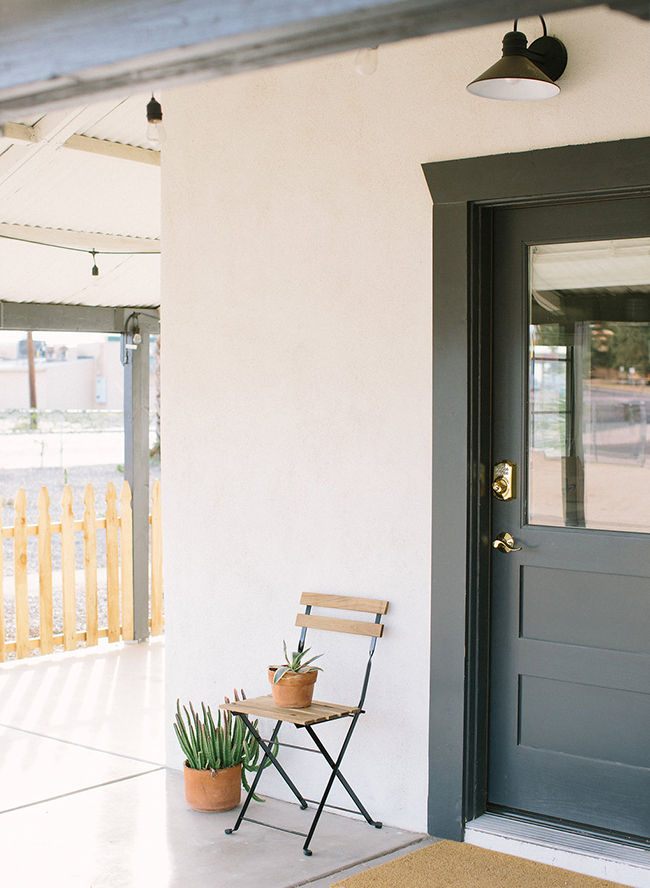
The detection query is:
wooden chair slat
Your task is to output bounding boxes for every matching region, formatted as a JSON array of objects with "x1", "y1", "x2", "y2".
[
  {"x1": 221, "y1": 695, "x2": 361, "y2": 727},
  {"x1": 300, "y1": 592, "x2": 388, "y2": 615},
  {"x1": 295, "y1": 613, "x2": 383, "y2": 637}
]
